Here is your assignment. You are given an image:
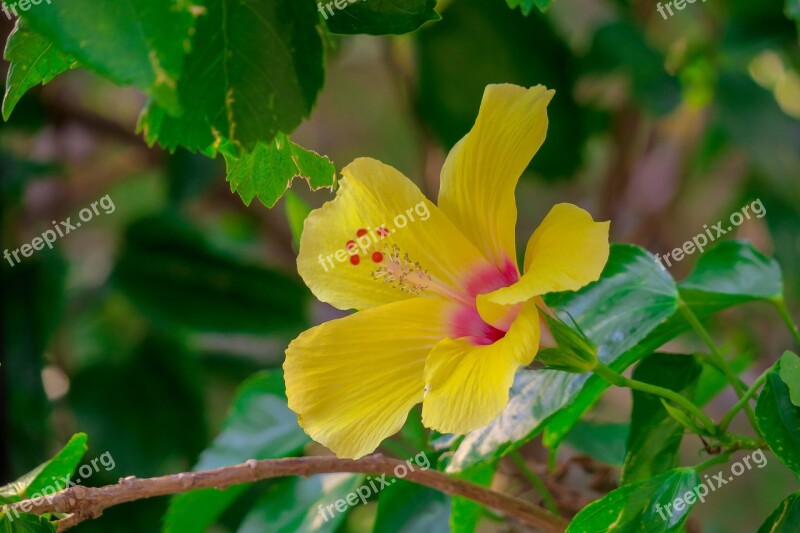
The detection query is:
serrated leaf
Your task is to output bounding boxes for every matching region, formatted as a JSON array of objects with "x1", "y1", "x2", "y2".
[
  {"x1": 239, "y1": 474, "x2": 363, "y2": 533},
  {"x1": 163, "y1": 371, "x2": 309, "y2": 533},
  {"x1": 505, "y1": 0, "x2": 552, "y2": 16},
  {"x1": 0, "y1": 433, "x2": 87, "y2": 503},
  {"x1": 449, "y1": 244, "x2": 679, "y2": 472},
  {"x1": 140, "y1": 0, "x2": 324, "y2": 153},
  {"x1": 756, "y1": 358, "x2": 800, "y2": 475},
  {"x1": 758, "y1": 492, "x2": 800, "y2": 532},
  {"x1": 324, "y1": 0, "x2": 440, "y2": 35},
  {"x1": 622, "y1": 354, "x2": 702, "y2": 484},
  {"x1": 779, "y1": 351, "x2": 800, "y2": 407},
  {"x1": 566, "y1": 468, "x2": 700, "y2": 532},
  {"x1": 20, "y1": 0, "x2": 198, "y2": 112},
  {"x1": 225, "y1": 135, "x2": 337, "y2": 208},
  {"x1": 0, "y1": 513, "x2": 56, "y2": 533},
  {"x1": 2, "y1": 21, "x2": 76, "y2": 121},
  {"x1": 113, "y1": 213, "x2": 308, "y2": 335}
]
